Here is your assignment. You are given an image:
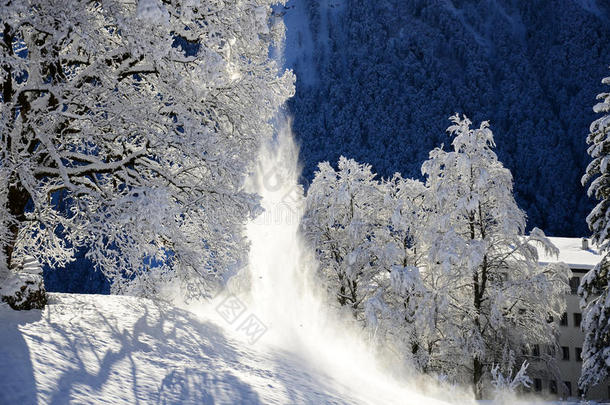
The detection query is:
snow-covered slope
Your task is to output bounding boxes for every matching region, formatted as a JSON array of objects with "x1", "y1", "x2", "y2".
[
  {"x1": 0, "y1": 293, "x2": 448, "y2": 405},
  {"x1": 0, "y1": 293, "x2": 351, "y2": 404}
]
